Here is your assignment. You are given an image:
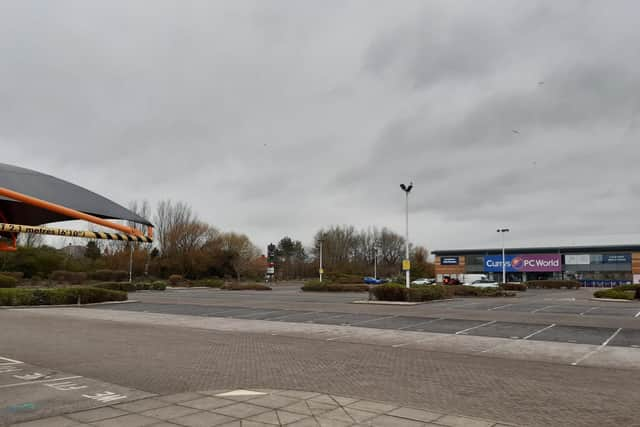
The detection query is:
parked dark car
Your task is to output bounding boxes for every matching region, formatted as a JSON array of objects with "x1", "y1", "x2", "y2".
[{"x1": 443, "y1": 276, "x2": 461, "y2": 286}]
